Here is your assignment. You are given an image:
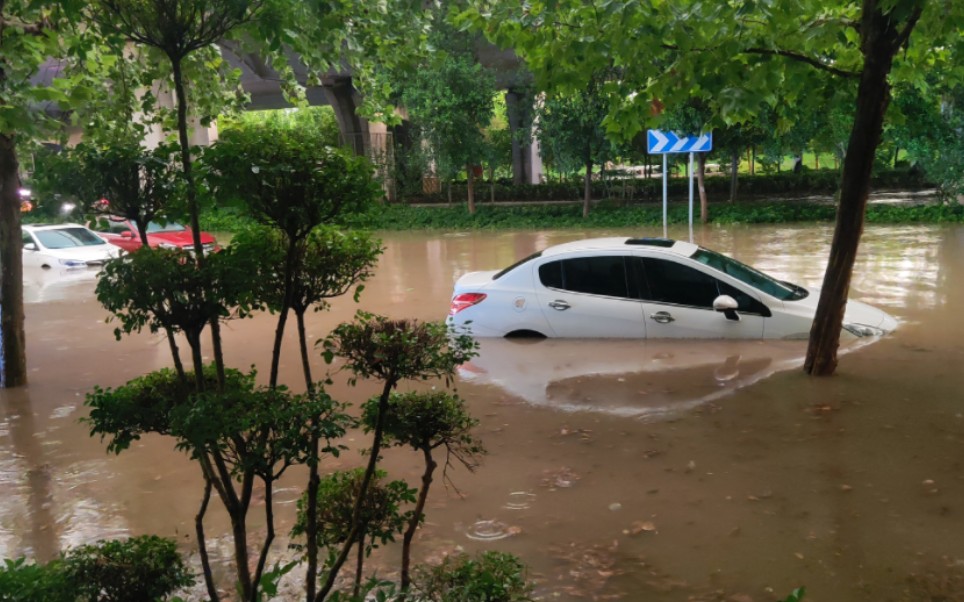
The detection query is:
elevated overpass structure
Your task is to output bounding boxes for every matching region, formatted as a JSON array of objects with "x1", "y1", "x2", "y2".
[
  {"x1": 42, "y1": 40, "x2": 543, "y2": 191},
  {"x1": 222, "y1": 40, "x2": 543, "y2": 187}
]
